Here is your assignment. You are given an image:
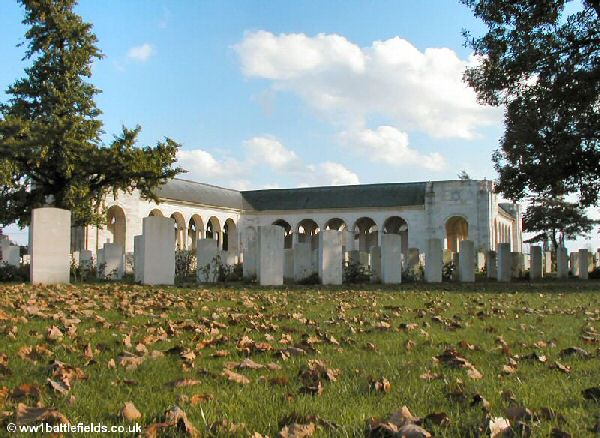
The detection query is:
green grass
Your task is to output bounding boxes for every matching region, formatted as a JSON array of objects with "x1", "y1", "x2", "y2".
[{"x1": 1, "y1": 280, "x2": 600, "y2": 436}]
